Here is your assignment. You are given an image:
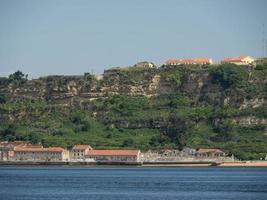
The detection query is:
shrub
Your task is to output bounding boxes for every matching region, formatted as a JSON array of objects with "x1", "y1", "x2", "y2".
[
  {"x1": 211, "y1": 64, "x2": 248, "y2": 88},
  {"x1": 255, "y1": 65, "x2": 267, "y2": 70},
  {"x1": 0, "y1": 94, "x2": 7, "y2": 104},
  {"x1": 8, "y1": 70, "x2": 28, "y2": 86},
  {"x1": 122, "y1": 138, "x2": 134, "y2": 147}
]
